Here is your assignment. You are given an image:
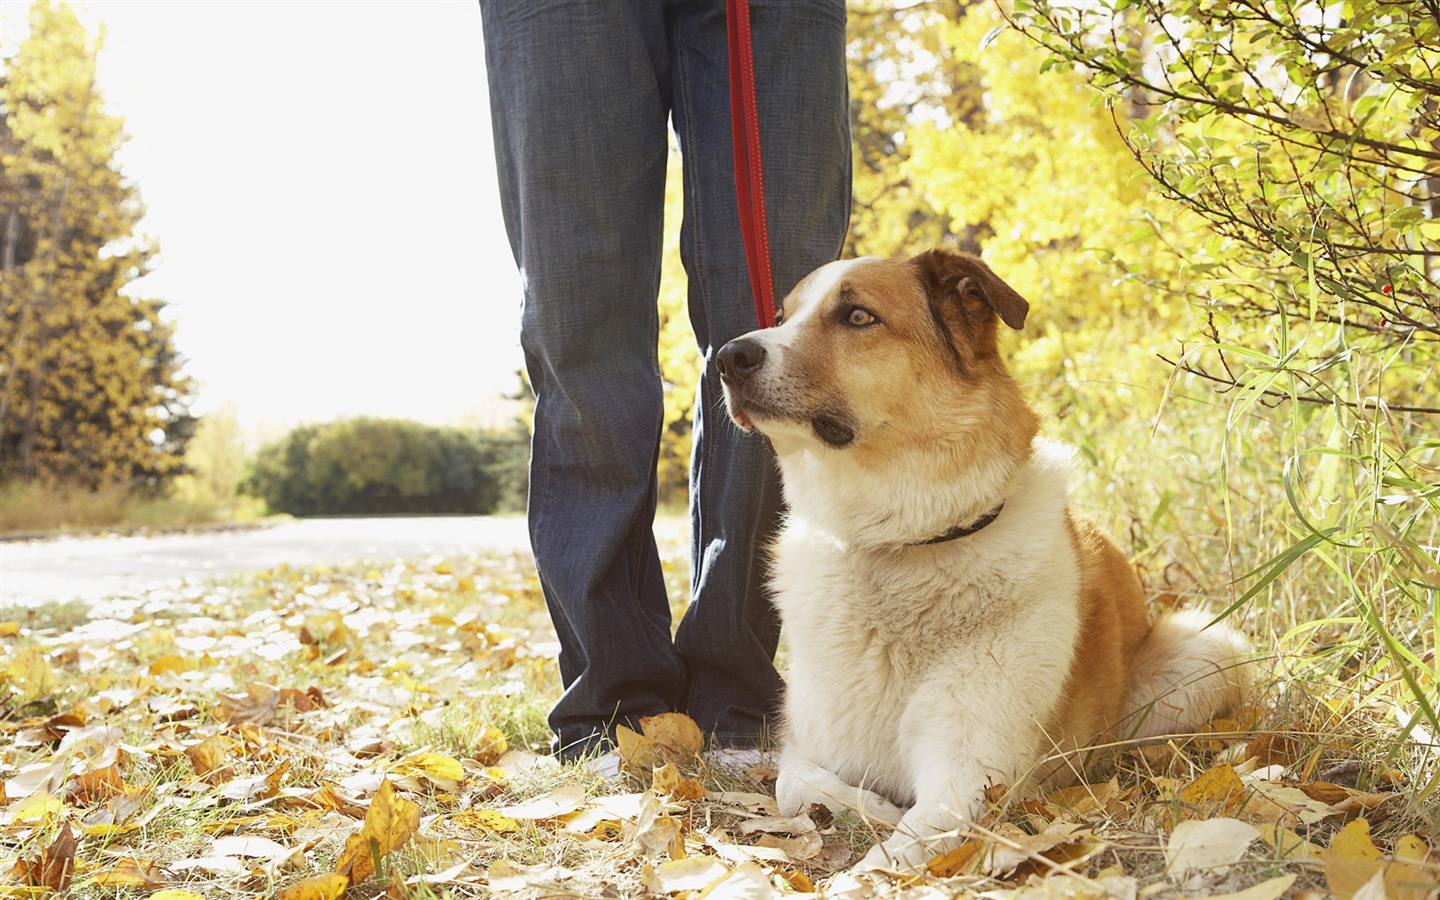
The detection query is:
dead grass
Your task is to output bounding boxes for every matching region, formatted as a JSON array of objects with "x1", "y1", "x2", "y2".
[
  {"x1": 0, "y1": 480, "x2": 249, "y2": 539},
  {"x1": 0, "y1": 523, "x2": 1435, "y2": 898}
]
